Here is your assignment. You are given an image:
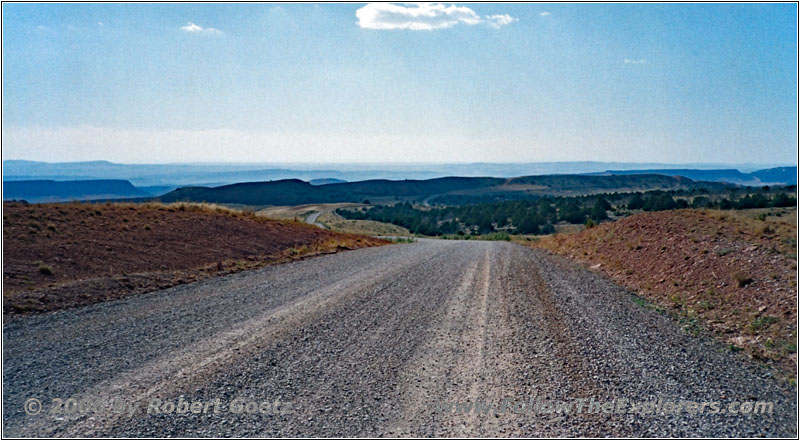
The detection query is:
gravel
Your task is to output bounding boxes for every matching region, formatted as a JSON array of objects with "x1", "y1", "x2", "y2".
[{"x1": 3, "y1": 240, "x2": 796, "y2": 437}]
